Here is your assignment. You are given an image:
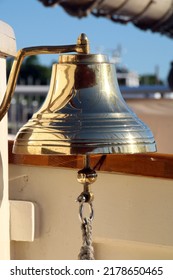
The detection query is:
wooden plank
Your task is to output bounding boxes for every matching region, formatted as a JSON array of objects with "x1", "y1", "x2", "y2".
[{"x1": 8, "y1": 140, "x2": 173, "y2": 179}]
